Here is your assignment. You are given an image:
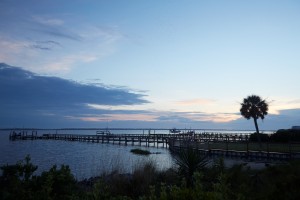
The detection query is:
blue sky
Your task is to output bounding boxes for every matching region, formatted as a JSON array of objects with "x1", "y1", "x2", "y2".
[{"x1": 0, "y1": 0, "x2": 300, "y2": 130}]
